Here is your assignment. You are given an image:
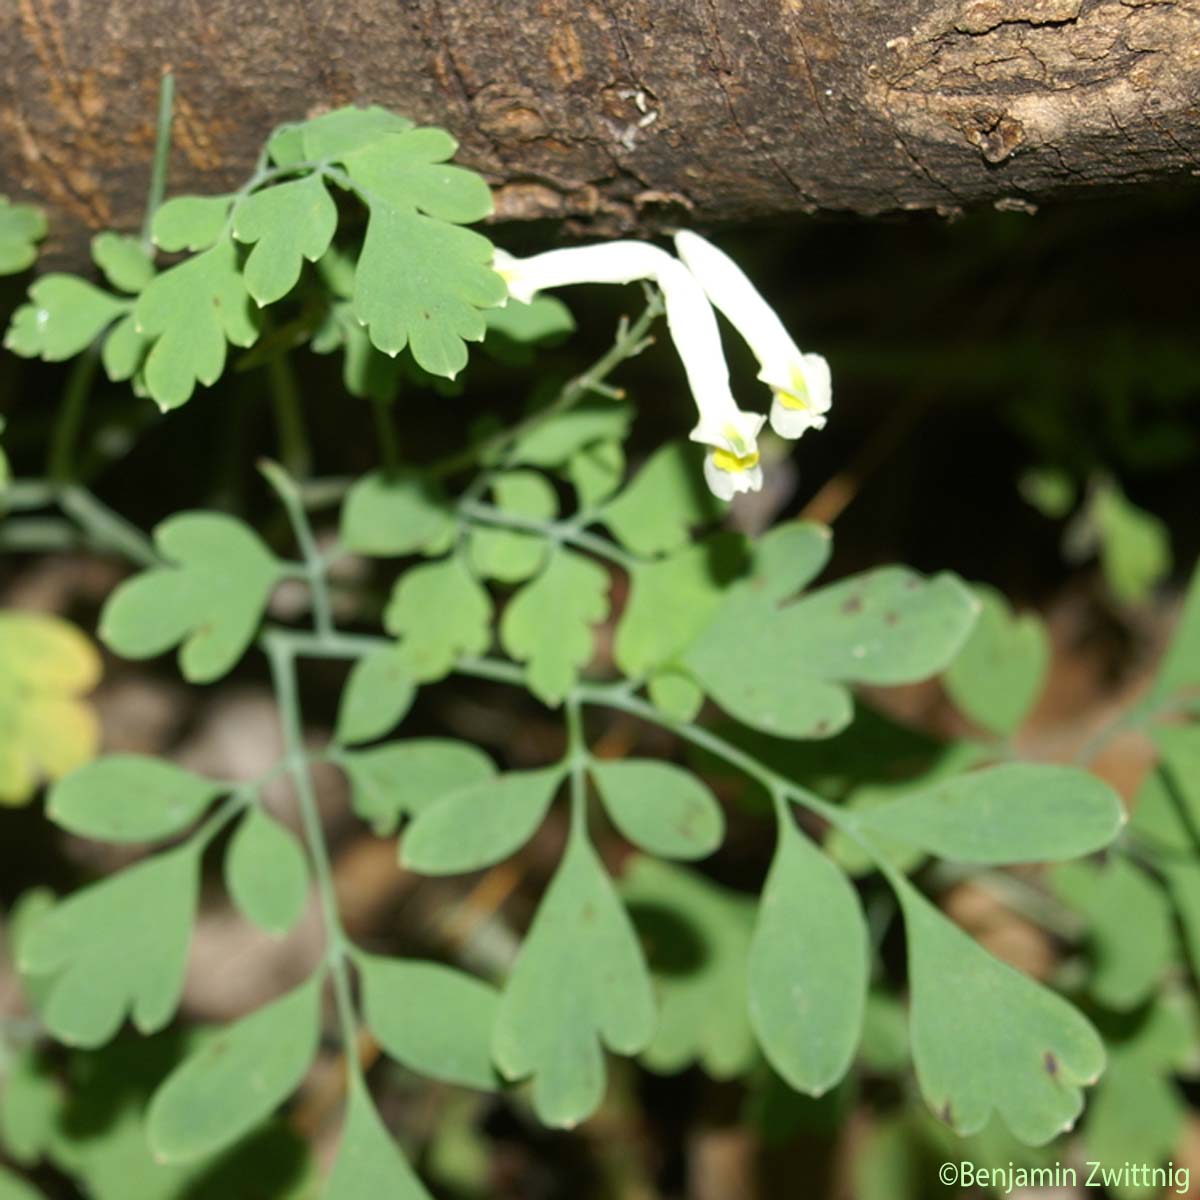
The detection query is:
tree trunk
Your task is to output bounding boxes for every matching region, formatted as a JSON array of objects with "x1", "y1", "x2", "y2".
[{"x1": 4, "y1": 0, "x2": 1199, "y2": 257}]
